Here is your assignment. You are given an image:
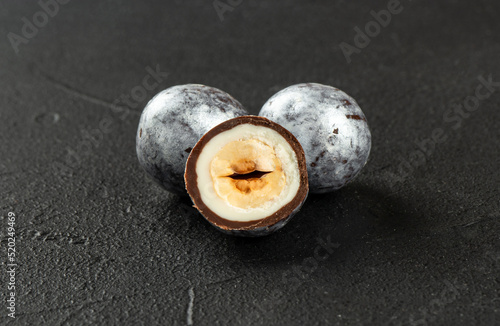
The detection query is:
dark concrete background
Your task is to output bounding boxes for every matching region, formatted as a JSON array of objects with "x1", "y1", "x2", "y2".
[{"x1": 1, "y1": 0, "x2": 499, "y2": 325}]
